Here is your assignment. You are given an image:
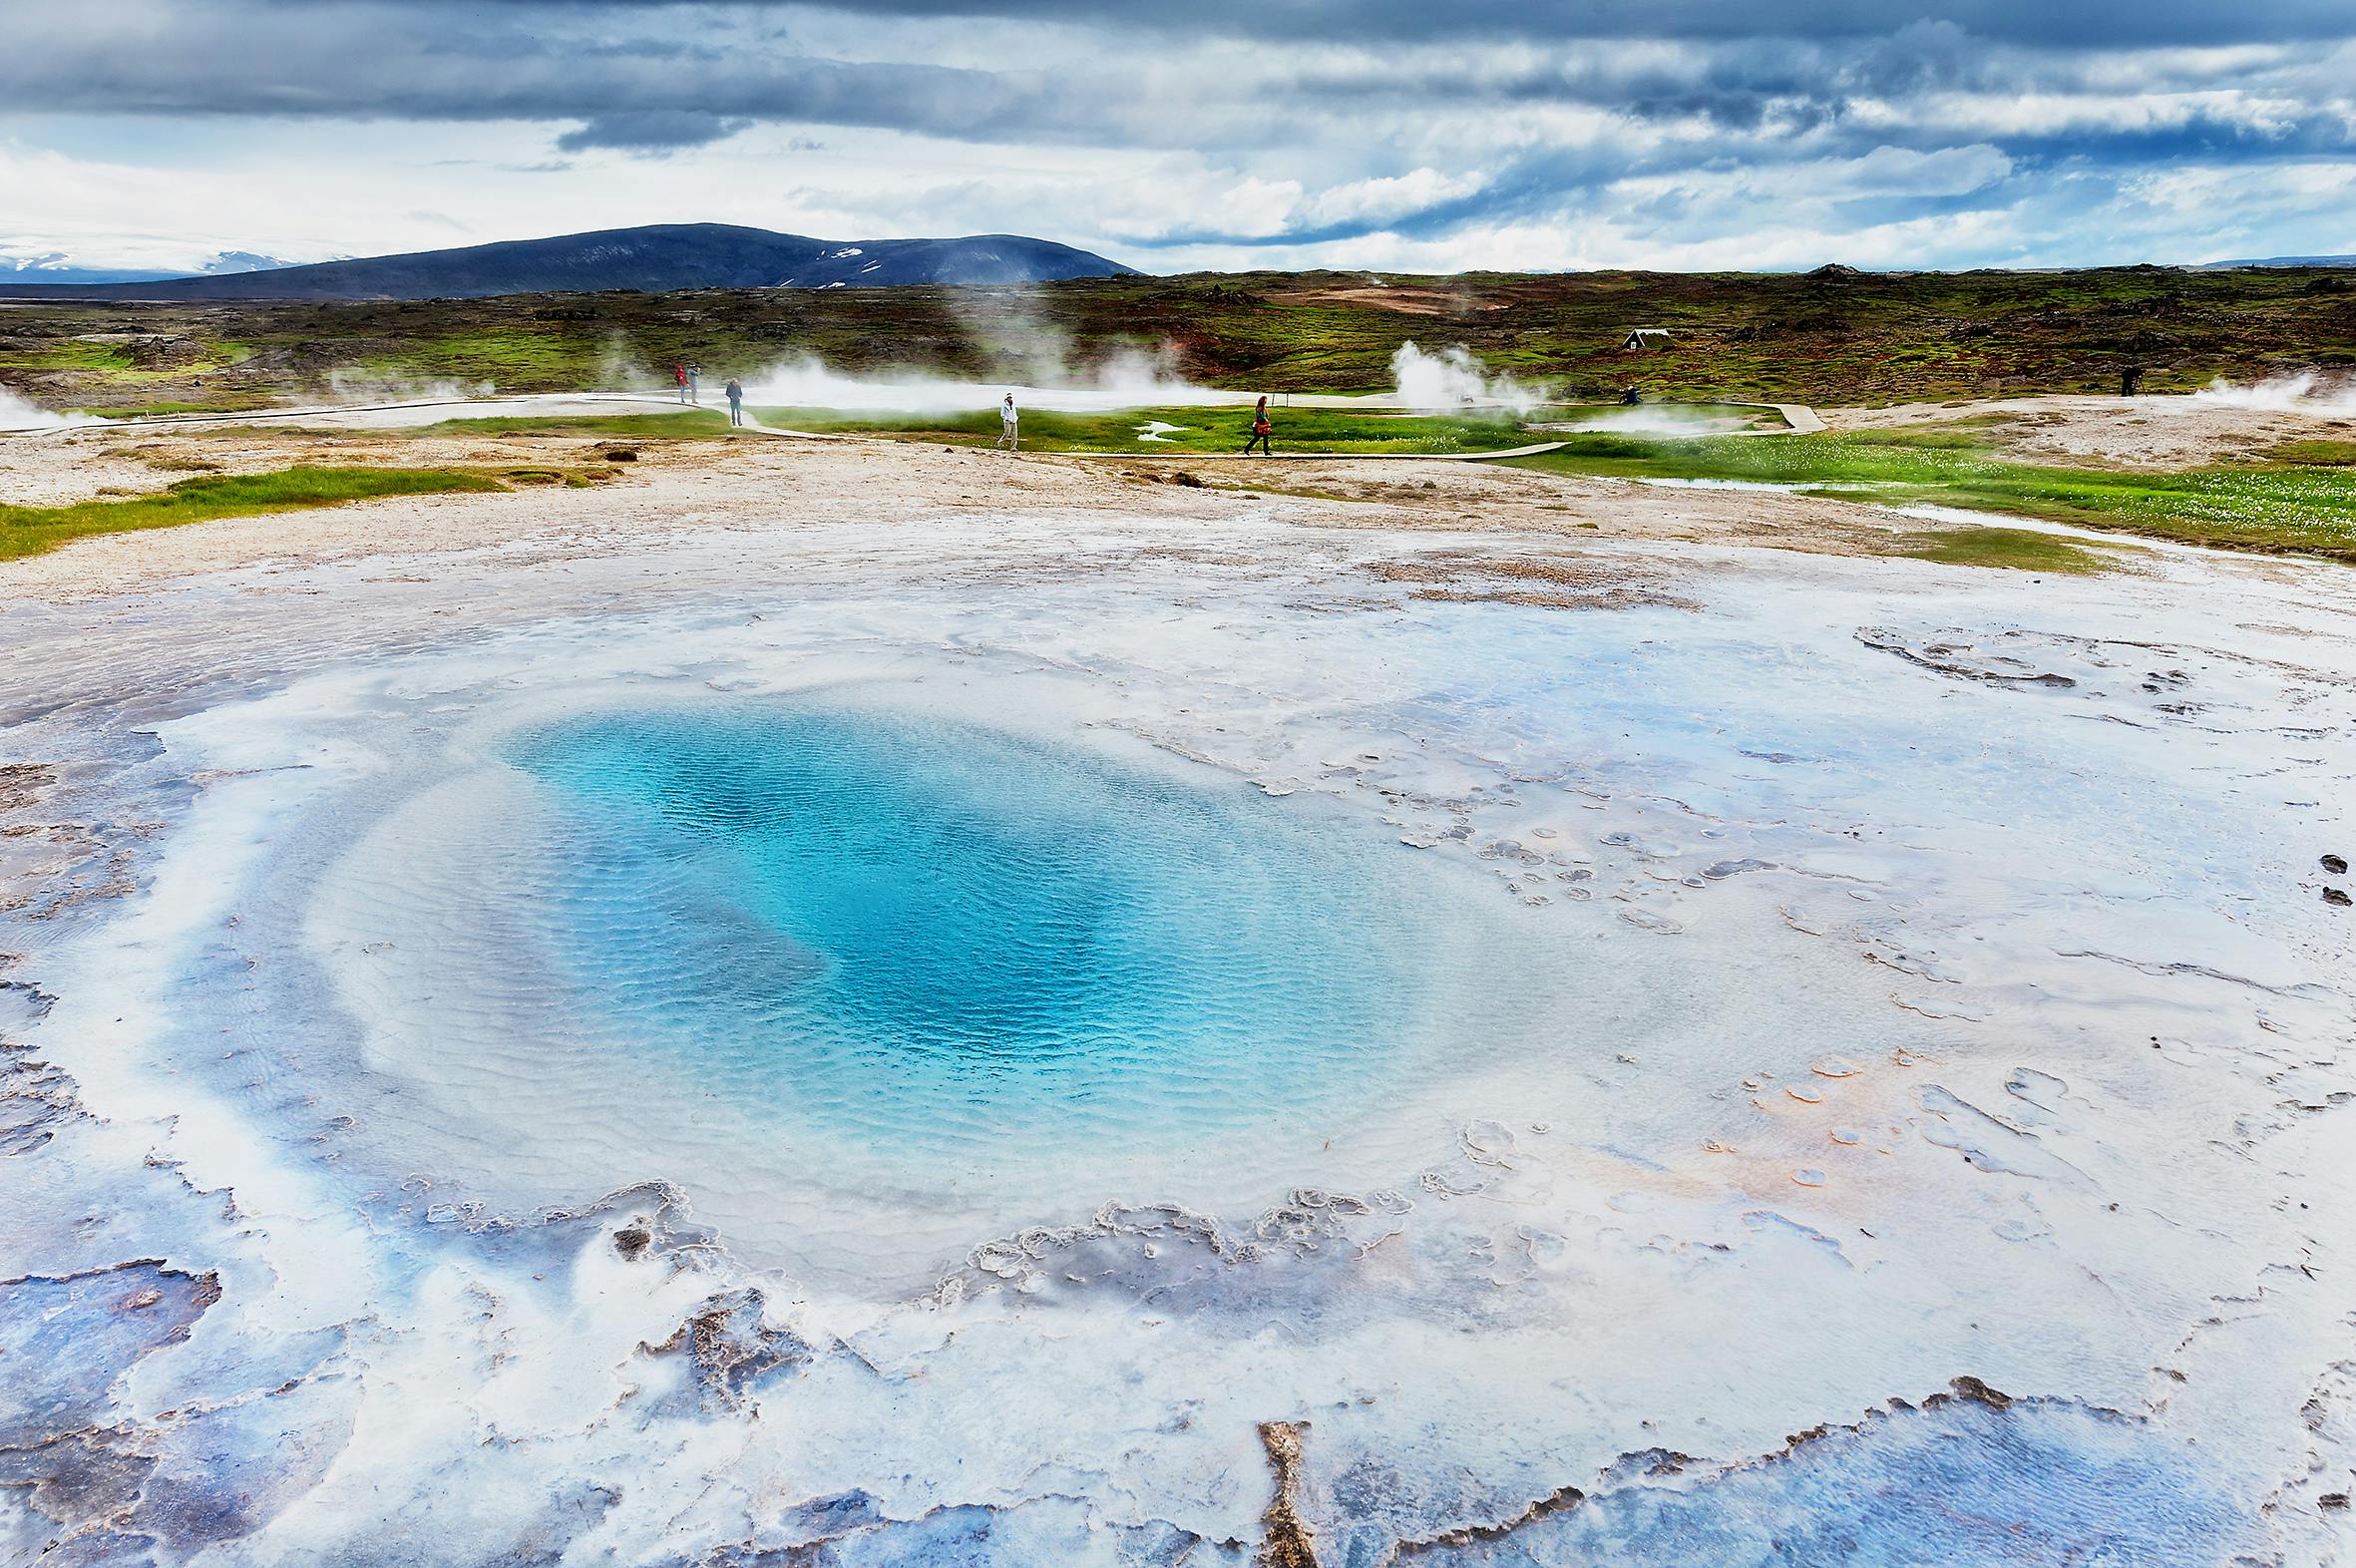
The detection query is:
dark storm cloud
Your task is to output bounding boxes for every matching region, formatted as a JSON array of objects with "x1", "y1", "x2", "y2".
[
  {"x1": 1, "y1": 8, "x2": 1072, "y2": 142},
  {"x1": 6, "y1": 1, "x2": 2340, "y2": 143},
  {"x1": 450, "y1": 0, "x2": 2356, "y2": 47},
  {"x1": 555, "y1": 111, "x2": 754, "y2": 151},
  {"x1": 4, "y1": 0, "x2": 2351, "y2": 263}
]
